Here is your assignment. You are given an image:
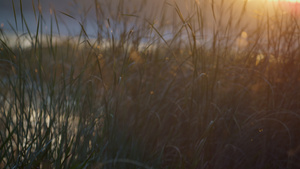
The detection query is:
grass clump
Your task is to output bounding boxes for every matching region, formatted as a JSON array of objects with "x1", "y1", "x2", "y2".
[{"x1": 1, "y1": 0, "x2": 300, "y2": 168}]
